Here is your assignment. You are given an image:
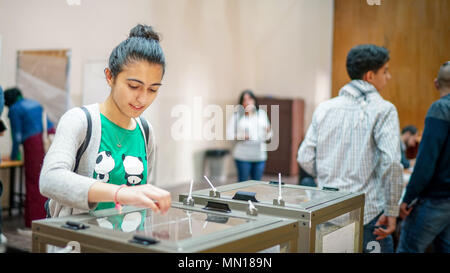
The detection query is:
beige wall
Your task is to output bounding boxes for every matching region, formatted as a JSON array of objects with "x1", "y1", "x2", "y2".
[{"x1": 0, "y1": 0, "x2": 334, "y2": 189}]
